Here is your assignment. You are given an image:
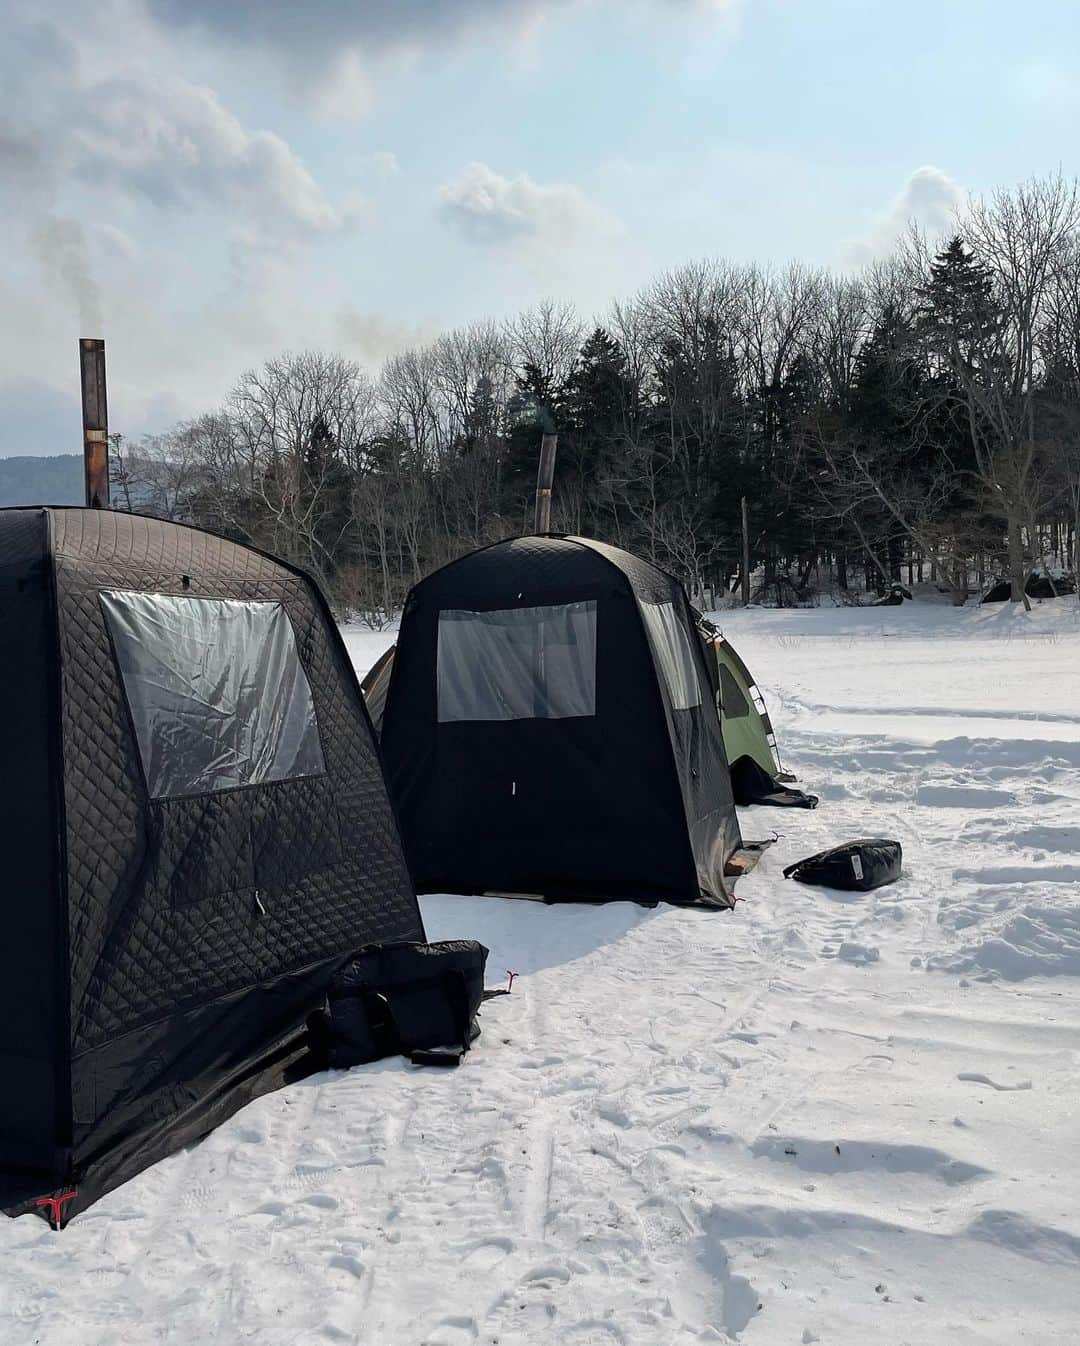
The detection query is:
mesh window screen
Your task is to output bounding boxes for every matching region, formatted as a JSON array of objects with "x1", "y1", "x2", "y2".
[
  {"x1": 718, "y1": 663, "x2": 751, "y2": 719},
  {"x1": 101, "y1": 591, "x2": 326, "y2": 799},
  {"x1": 639, "y1": 601, "x2": 703, "y2": 711},
  {"x1": 437, "y1": 601, "x2": 597, "y2": 722}
]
